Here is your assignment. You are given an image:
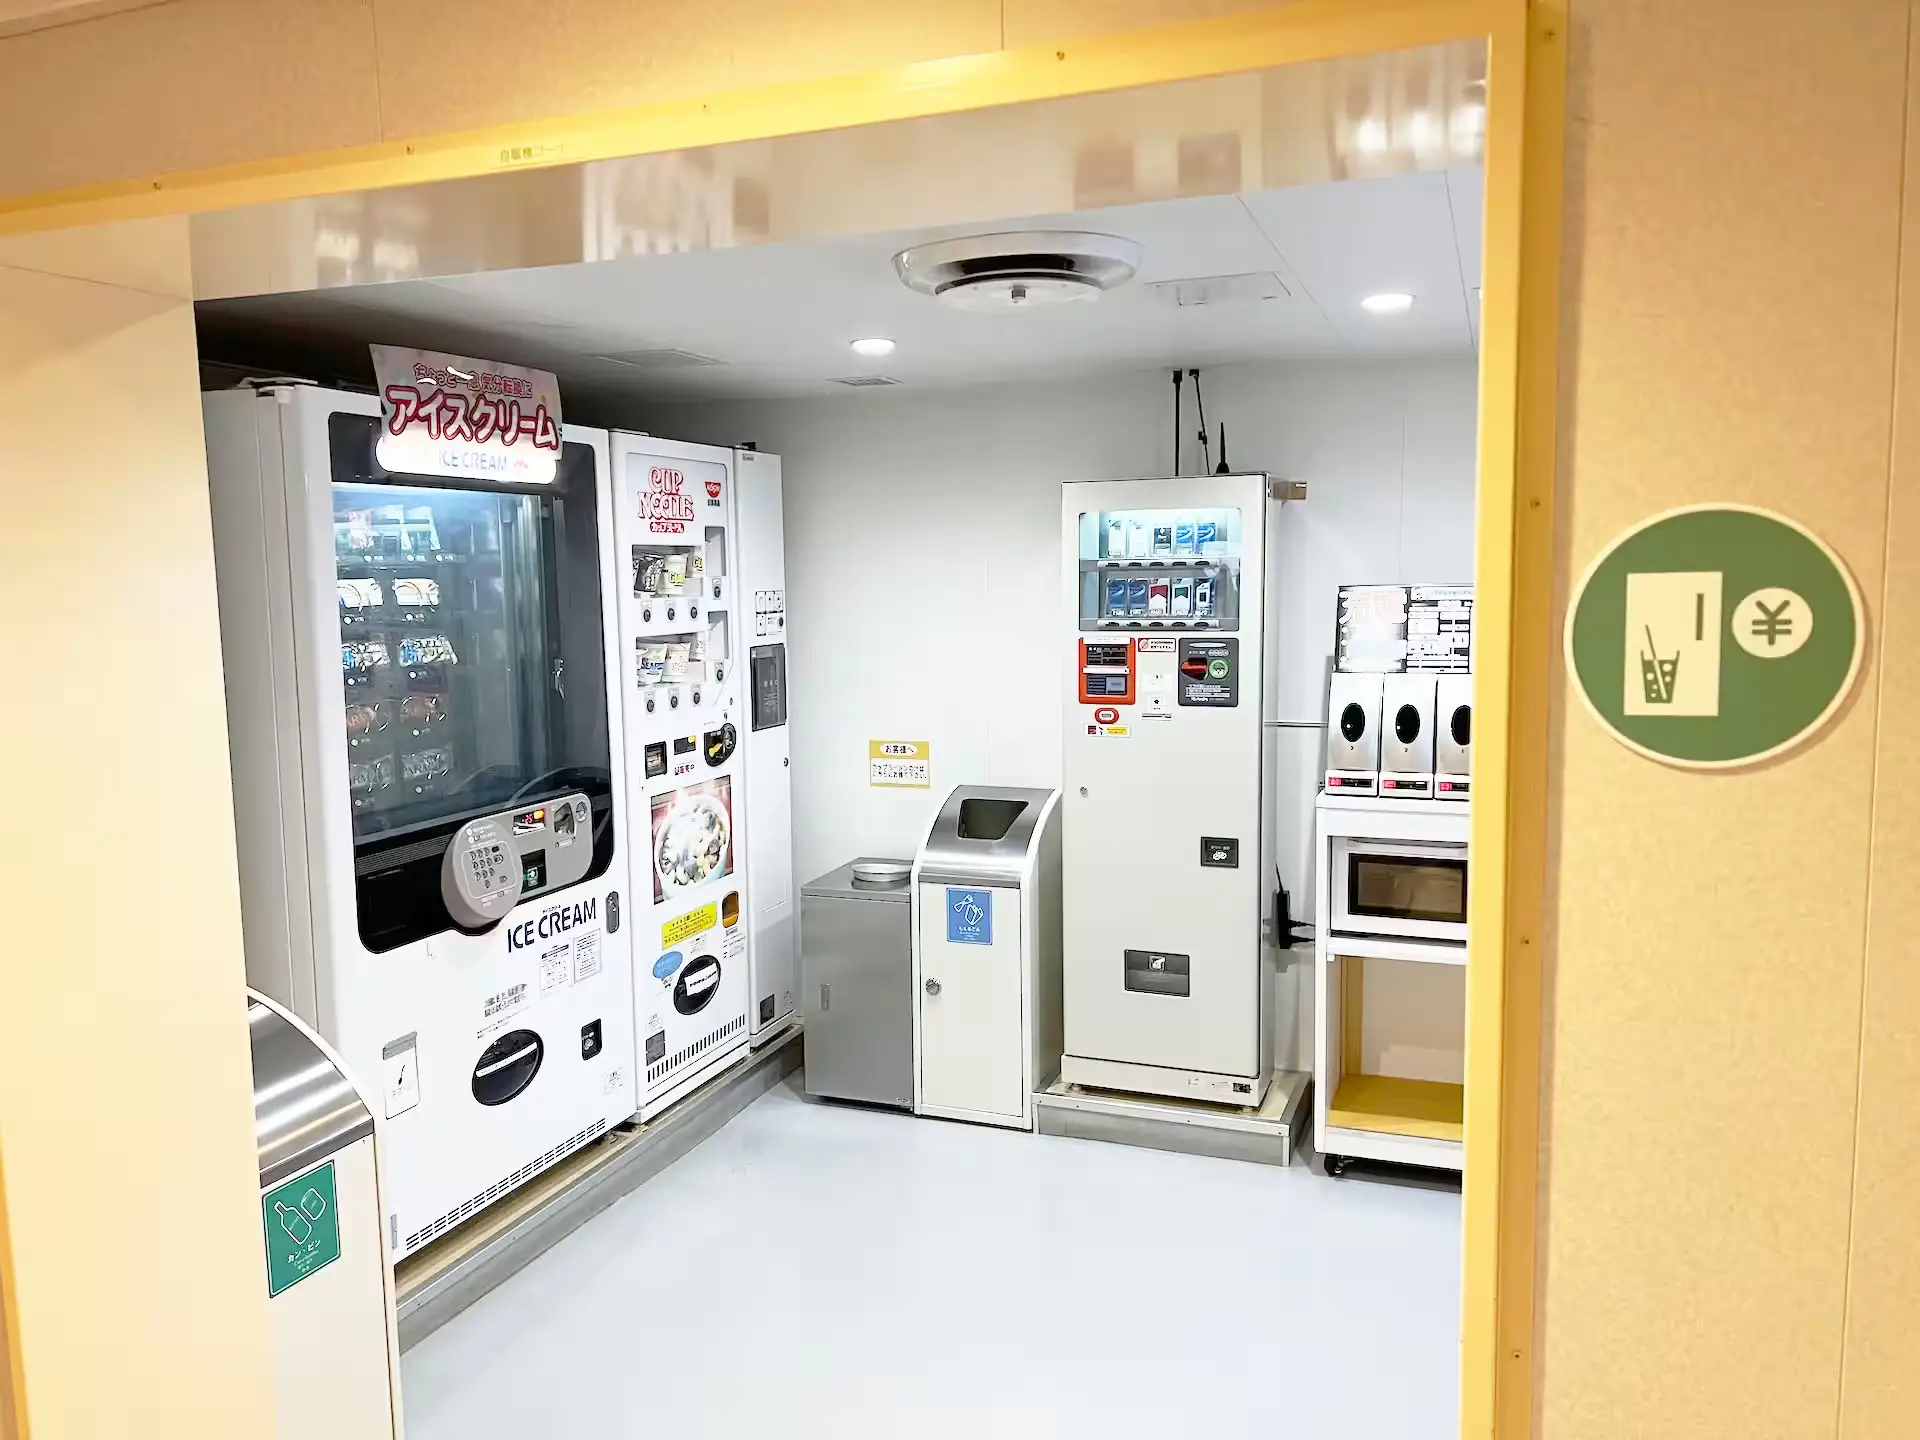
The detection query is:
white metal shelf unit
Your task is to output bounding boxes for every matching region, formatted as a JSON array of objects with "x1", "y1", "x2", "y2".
[{"x1": 1313, "y1": 793, "x2": 1470, "y2": 1172}]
